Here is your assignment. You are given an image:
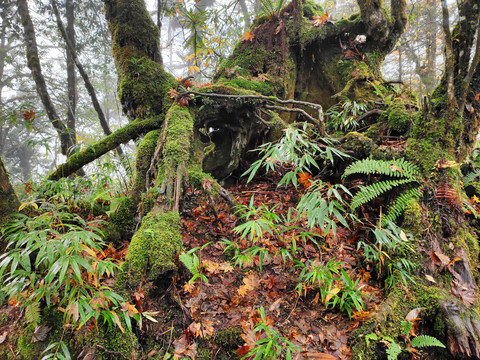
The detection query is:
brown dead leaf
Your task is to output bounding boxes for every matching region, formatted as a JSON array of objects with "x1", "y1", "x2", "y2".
[
  {"x1": 237, "y1": 271, "x2": 260, "y2": 297},
  {"x1": 312, "y1": 14, "x2": 328, "y2": 27},
  {"x1": 31, "y1": 325, "x2": 51, "y2": 343},
  {"x1": 431, "y1": 251, "x2": 450, "y2": 268},
  {"x1": 0, "y1": 331, "x2": 8, "y2": 344},
  {"x1": 188, "y1": 320, "x2": 216, "y2": 338},
  {"x1": 435, "y1": 158, "x2": 460, "y2": 169},
  {"x1": 390, "y1": 165, "x2": 404, "y2": 173},
  {"x1": 405, "y1": 307, "x2": 423, "y2": 322},
  {"x1": 269, "y1": 298, "x2": 282, "y2": 313},
  {"x1": 305, "y1": 353, "x2": 337, "y2": 359}
]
